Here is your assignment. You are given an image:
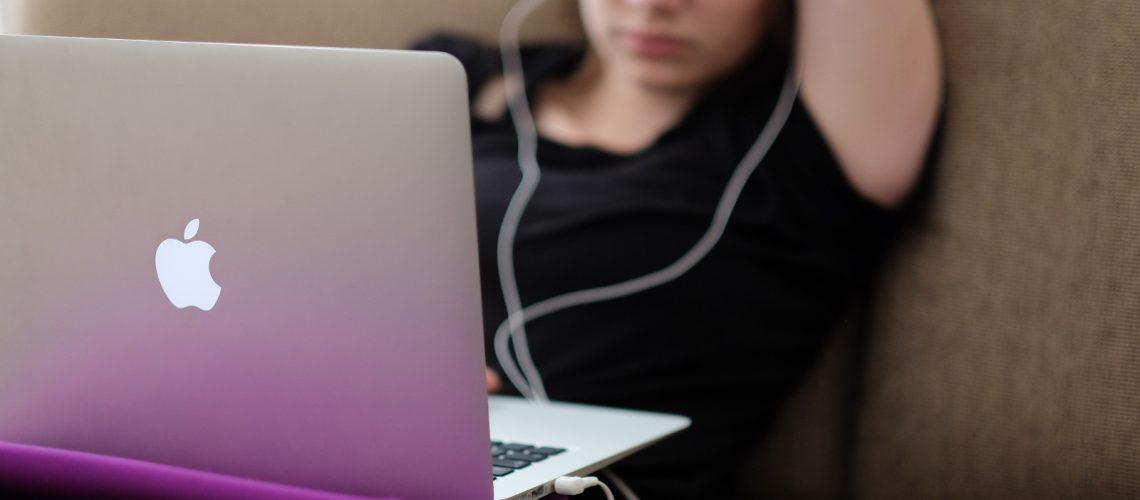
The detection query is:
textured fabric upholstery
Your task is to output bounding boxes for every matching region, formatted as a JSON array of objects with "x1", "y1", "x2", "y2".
[
  {"x1": 8, "y1": 1, "x2": 1139, "y2": 499},
  {"x1": 740, "y1": 326, "x2": 853, "y2": 500},
  {"x1": 4, "y1": 0, "x2": 581, "y2": 48},
  {"x1": 853, "y1": 0, "x2": 1140, "y2": 498}
]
